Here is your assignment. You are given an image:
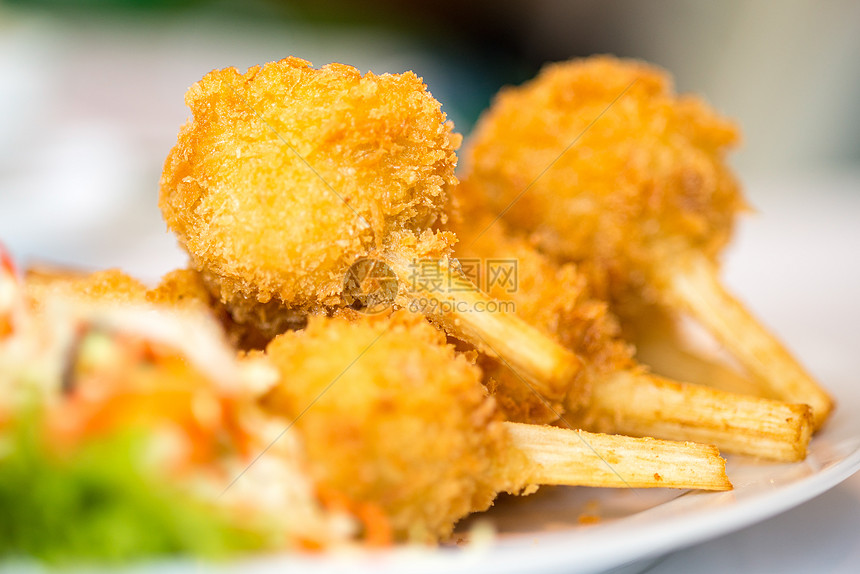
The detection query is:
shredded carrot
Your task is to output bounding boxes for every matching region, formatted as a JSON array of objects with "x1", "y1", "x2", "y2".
[
  {"x1": 1, "y1": 244, "x2": 19, "y2": 338},
  {"x1": 295, "y1": 537, "x2": 325, "y2": 552},
  {"x1": 221, "y1": 397, "x2": 255, "y2": 459},
  {"x1": 355, "y1": 502, "x2": 392, "y2": 547},
  {"x1": 112, "y1": 333, "x2": 174, "y2": 364},
  {"x1": 0, "y1": 244, "x2": 16, "y2": 277},
  {"x1": 315, "y1": 484, "x2": 353, "y2": 514},
  {"x1": 0, "y1": 317, "x2": 12, "y2": 339},
  {"x1": 315, "y1": 484, "x2": 392, "y2": 546}
]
